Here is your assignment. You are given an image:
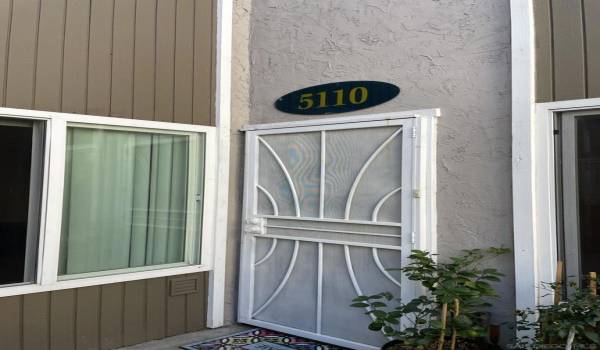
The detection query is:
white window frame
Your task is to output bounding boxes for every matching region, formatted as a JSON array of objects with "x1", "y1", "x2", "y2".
[
  {"x1": 555, "y1": 109, "x2": 600, "y2": 287},
  {"x1": 0, "y1": 107, "x2": 218, "y2": 297},
  {"x1": 57, "y1": 123, "x2": 206, "y2": 281},
  {"x1": 515, "y1": 98, "x2": 600, "y2": 307}
]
